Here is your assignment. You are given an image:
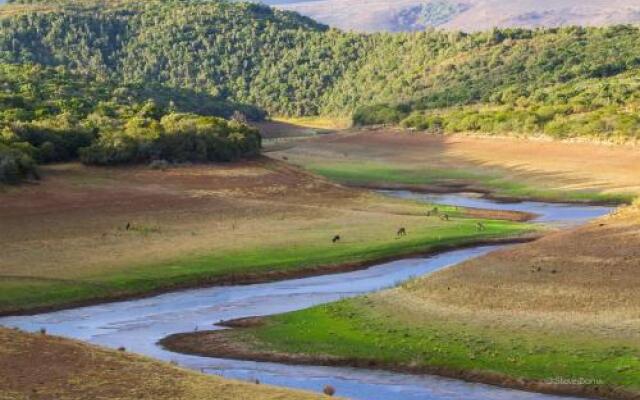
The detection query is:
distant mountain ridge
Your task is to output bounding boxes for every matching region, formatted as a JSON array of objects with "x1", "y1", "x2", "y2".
[{"x1": 262, "y1": 0, "x2": 640, "y2": 32}]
